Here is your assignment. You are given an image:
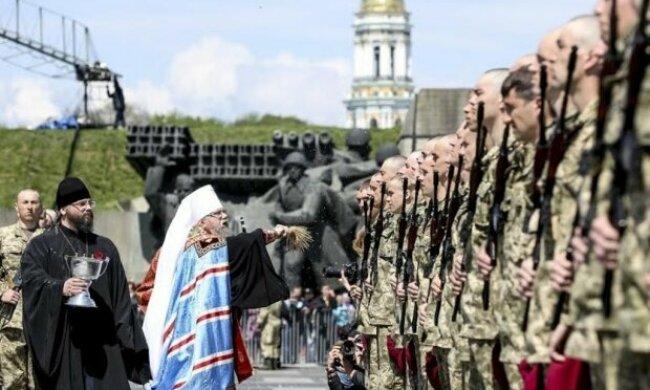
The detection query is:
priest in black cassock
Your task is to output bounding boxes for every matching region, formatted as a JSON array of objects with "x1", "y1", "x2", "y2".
[{"x1": 21, "y1": 177, "x2": 151, "y2": 389}]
